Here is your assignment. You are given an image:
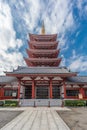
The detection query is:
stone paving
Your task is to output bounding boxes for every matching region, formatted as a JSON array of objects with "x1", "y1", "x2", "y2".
[{"x1": 0, "y1": 107, "x2": 70, "y2": 130}]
